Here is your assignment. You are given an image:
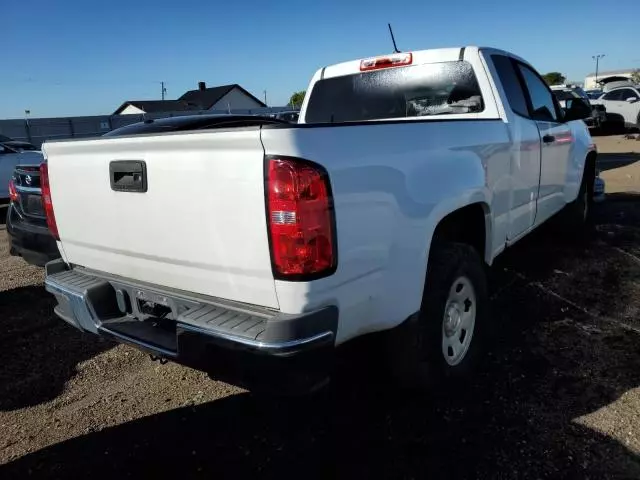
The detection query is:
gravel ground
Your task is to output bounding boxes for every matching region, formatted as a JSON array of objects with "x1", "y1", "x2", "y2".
[{"x1": 1, "y1": 136, "x2": 639, "y2": 479}]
